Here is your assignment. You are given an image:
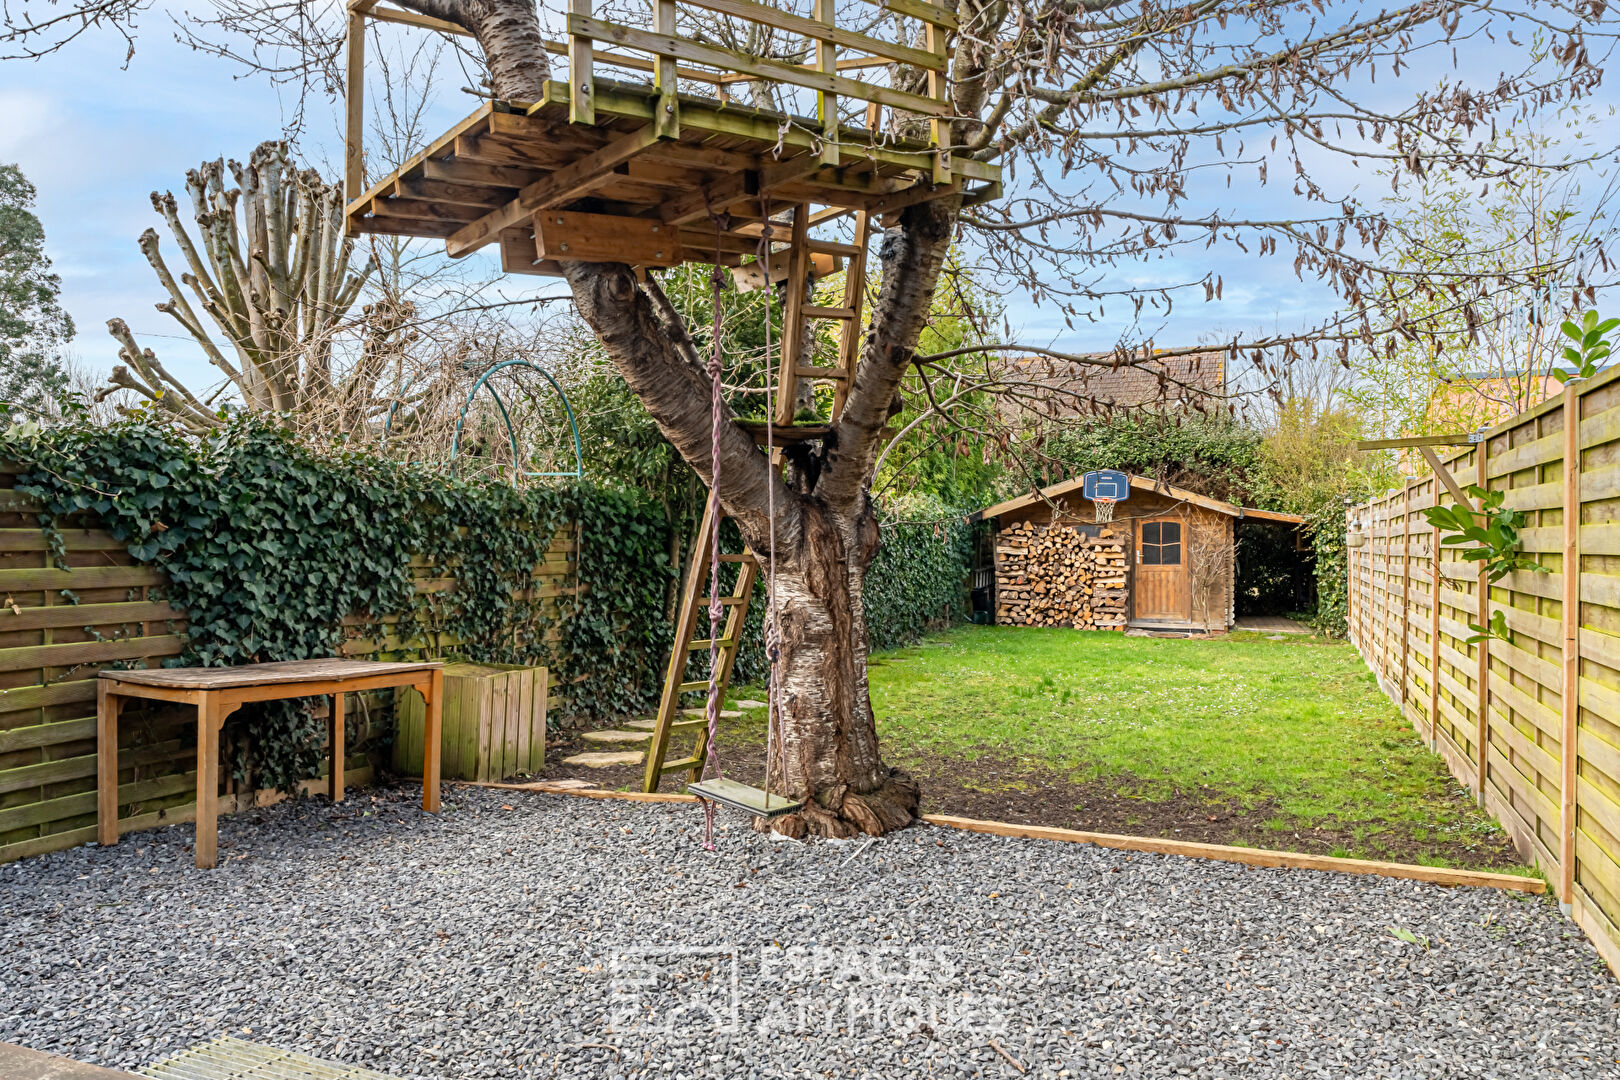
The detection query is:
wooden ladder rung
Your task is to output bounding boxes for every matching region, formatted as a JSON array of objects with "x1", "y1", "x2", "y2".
[
  {"x1": 698, "y1": 596, "x2": 748, "y2": 607},
  {"x1": 802, "y1": 304, "x2": 857, "y2": 319},
  {"x1": 795, "y1": 365, "x2": 850, "y2": 380},
  {"x1": 716, "y1": 553, "x2": 752, "y2": 563},
  {"x1": 688, "y1": 637, "x2": 736, "y2": 650},
  {"x1": 676, "y1": 680, "x2": 711, "y2": 692},
  {"x1": 660, "y1": 754, "x2": 703, "y2": 773}
]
